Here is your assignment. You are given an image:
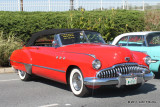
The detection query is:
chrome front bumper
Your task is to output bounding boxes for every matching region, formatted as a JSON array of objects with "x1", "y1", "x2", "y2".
[{"x1": 84, "y1": 72, "x2": 154, "y2": 87}]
